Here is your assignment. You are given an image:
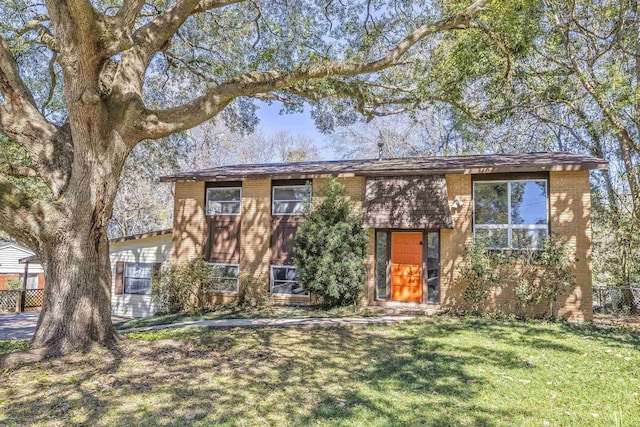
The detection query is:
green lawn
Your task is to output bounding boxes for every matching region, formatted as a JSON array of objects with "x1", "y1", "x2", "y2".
[
  {"x1": 1, "y1": 317, "x2": 639, "y2": 426},
  {"x1": 115, "y1": 304, "x2": 380, "y2": 330}
]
